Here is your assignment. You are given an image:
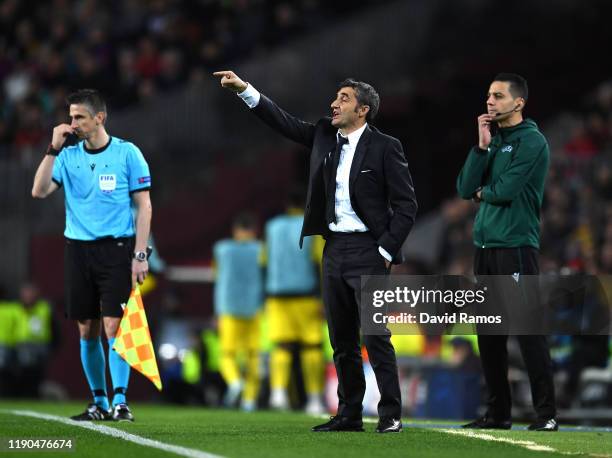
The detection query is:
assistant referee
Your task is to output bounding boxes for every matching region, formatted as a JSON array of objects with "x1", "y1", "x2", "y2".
[{"x1": 32, "y1": 89, "x2": 152, "y2": 422}]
